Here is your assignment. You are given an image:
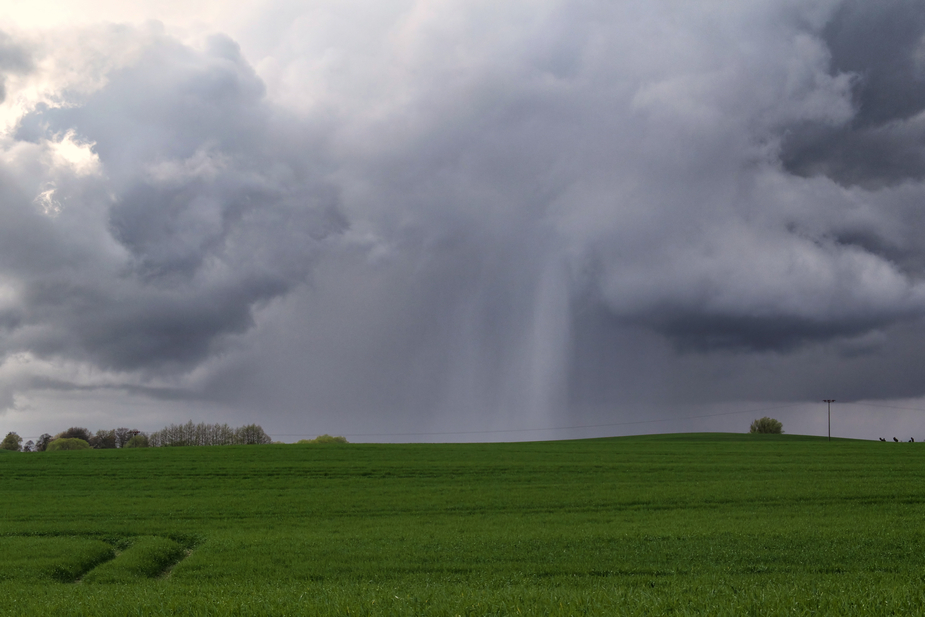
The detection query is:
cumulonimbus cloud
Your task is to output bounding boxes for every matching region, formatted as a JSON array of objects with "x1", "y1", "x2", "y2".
[
  {"x1": 2, "y1": 30, "x2": 345, "y2": 373},
  {"x1": 2, "y1": 0, "x2": 925, "y2": 428}
]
